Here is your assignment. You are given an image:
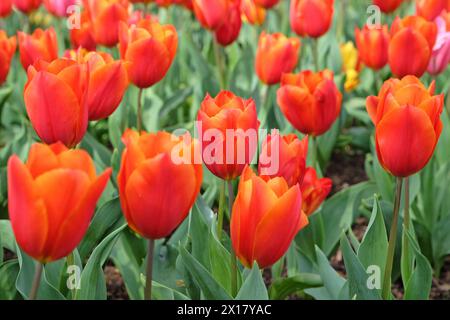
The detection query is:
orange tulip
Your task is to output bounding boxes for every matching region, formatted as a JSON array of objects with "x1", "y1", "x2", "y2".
[
  {"x1": 8, "y1": 142, "x2": 111, "y2": 263},
  {"x1": 277, "y1": 70, "x2": 342, "y2": 136},
  {"x1": 301, "y1": 167, "x2": 331, "y2": 215},
  {"x1": 388, "y1": 15, "x2": 437, "y2": 77},
  {"x1": 18, "y1": 28, "x2": 59, "y2": 71},
  {"x1": 355, "y1": 24, "x2": 390, "y2": 70},
  {"x1": 119, "y1": 17, "x2": 178, "y2": 89},
  {"x1": 192, "y1": 0, "x2": 229, "y2": 30},
  {"x1": 84, "y1": 0, "x2": 129, "y2": 47},
  {"x1": 0, "y1": 0, "x2": 13, "y2": 17},
  {"x1": 254, "y1": 0, "x2": 278, "y2": 9},
  {"x1": 24, "y1": 59, "x2": 89, "y2": 147},
  {"x1": 67, "y1": 49, "x2": 128, "y2": 120},
  {"x1": 366, "y1": 76, "x2": 443, "y2": 177},
  {"x1": 117, "y1": 130, "x2": 202, "y2": 239},
  {"x1": 290, "y1": 0, "x2": 334, "y2": 38},
  {"x1": 0, "y1": 31, "x2": 16, "y2": 86},
  {"x1": 197, "y1": 91, "x2": 259, "y2": 180},
  {"x1": 214, "y1": 0, "x2": 242, "y2": 46},
  {"x1": 417, "y1": 0, "x2": 446, "y2": 21},
  {"x1": 241, "y1": 0, "x2": 266, "y2": 26},
  {"x1": 373, "y1": 0, "x2": 403, "y2": 13},
  {"x1": 258, "y1": 132, "x2": 309, "y2": 187},
  {"x1": 255, "y1": 32, "x2": 301, "y2": 85},
  {"x1": 231, "y1": 166, "x2": 308, "y2": 269},
  {"x1": 13, "y1": 0, "x2": 42, "y2": 14},
  {"x1": 70, "y1": 10, "x2": 96, "y2": 51}
]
